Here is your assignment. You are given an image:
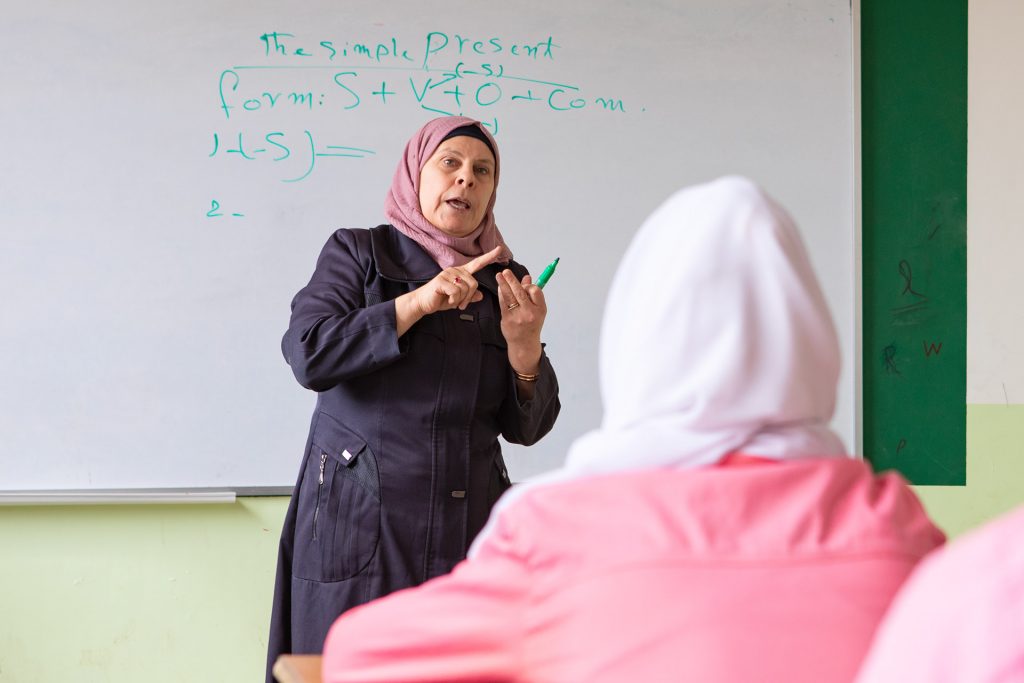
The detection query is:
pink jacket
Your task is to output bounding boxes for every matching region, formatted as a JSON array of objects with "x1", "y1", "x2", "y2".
[
  {"x1": 856, "y1": 503, "x2": 1024, "y2": 682},
  {"x1": 323, "y1": 457, "x2": 944, "y2": 683}
]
